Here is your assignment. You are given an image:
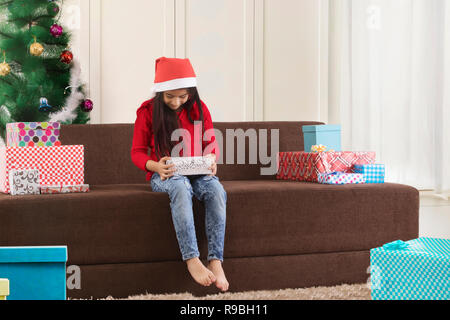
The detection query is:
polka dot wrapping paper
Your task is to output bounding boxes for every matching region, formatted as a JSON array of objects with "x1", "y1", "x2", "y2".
[
  {"x1": 6, "y1": 122, "x2": 61, "y2": 147},
  {"x1": 317, "y1": 171, "x2": 365, "y2": 184},
  {"x1": 0, "y1": 145, "x2": 84, "y2": 194}
]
